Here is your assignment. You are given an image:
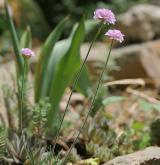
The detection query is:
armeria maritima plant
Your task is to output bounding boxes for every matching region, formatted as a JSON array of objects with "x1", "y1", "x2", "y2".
[{"x1": 62, "y1": 9, "x2": 124, "y2": 164}]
